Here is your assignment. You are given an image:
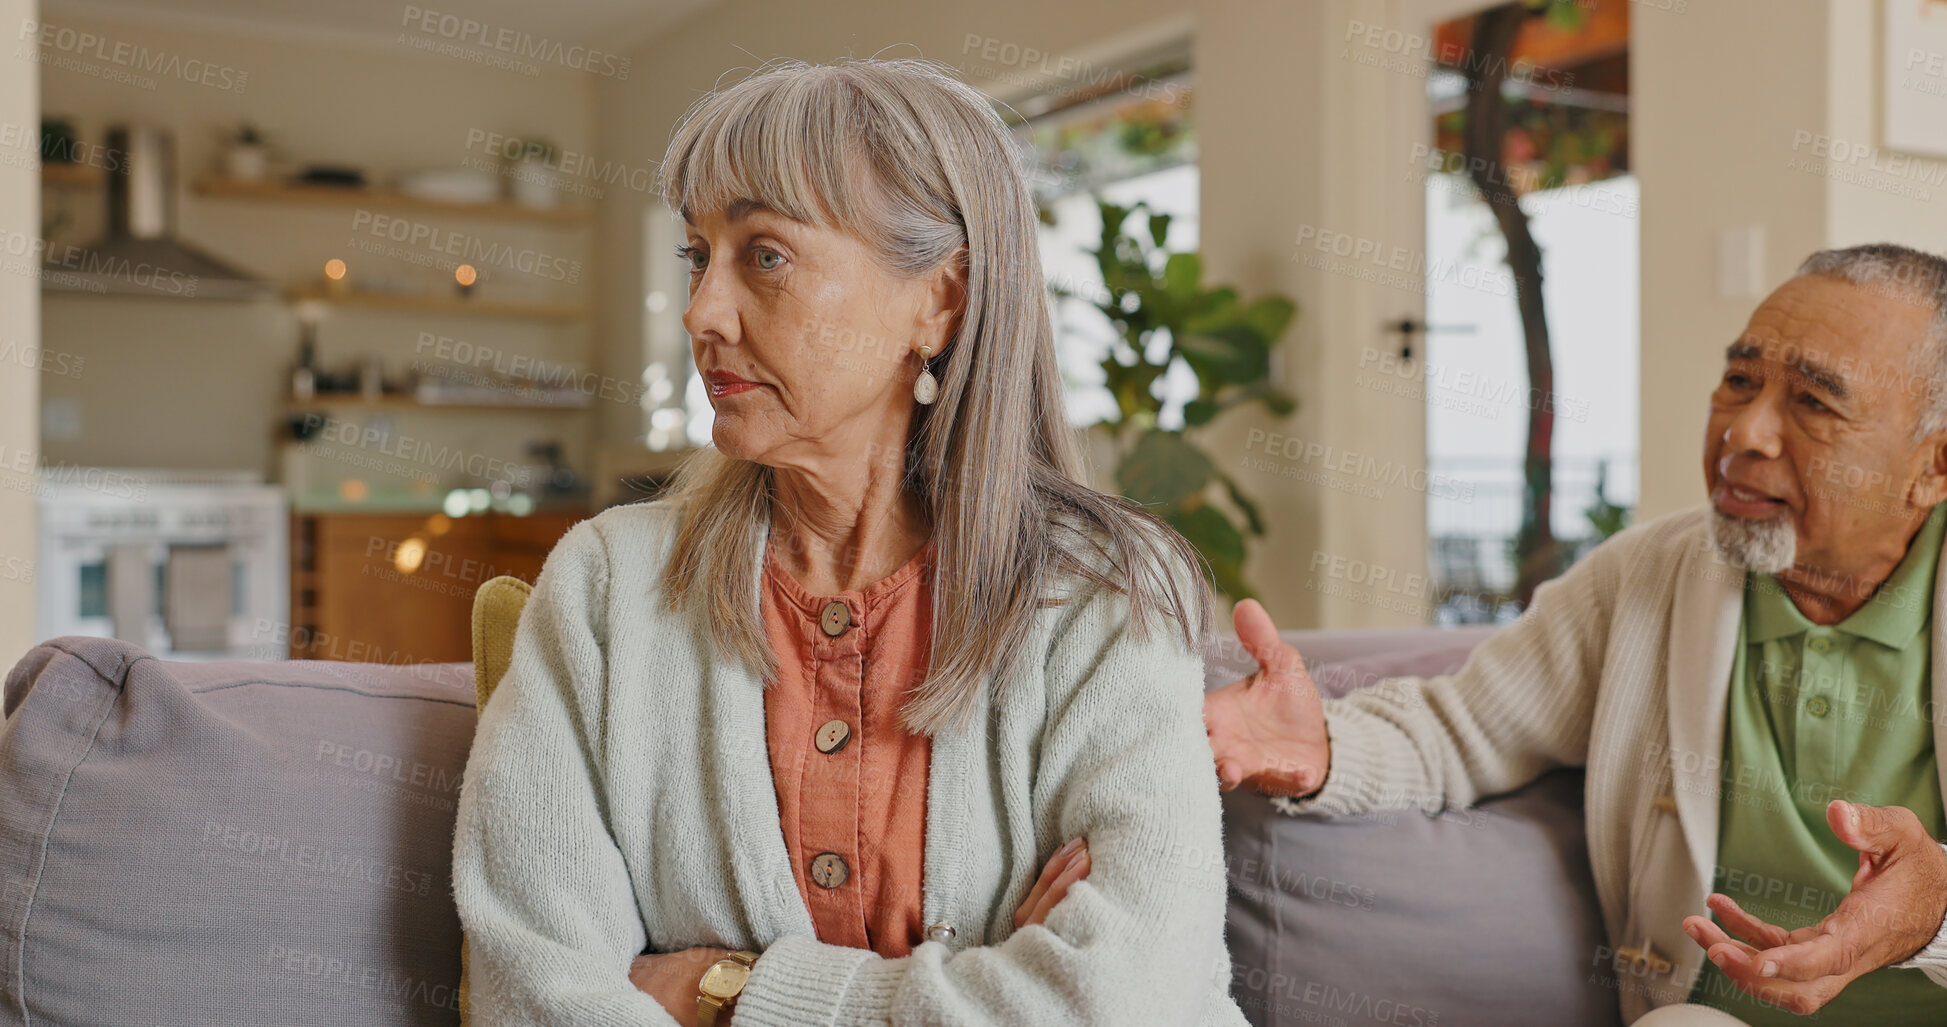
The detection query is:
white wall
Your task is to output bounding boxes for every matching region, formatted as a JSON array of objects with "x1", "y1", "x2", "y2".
[
  {"x1": 1, "y1": 0, "x2": 40, "y2": 666},
  {"x1": 1824, "y1": 1, "x2": 1947, "y2": 250}
]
